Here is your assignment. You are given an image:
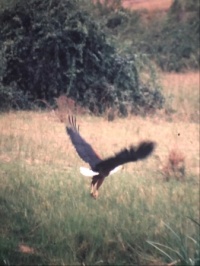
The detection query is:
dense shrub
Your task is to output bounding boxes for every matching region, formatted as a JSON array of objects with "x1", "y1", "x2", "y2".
[
  {"x1": 95, "y1": 0, "x2": 199, "y2": 72},
  {"x1": 0, "y1": 0, "x2": 164, "y2": 114},
  {"x1": 0, "y1": 84, "x2": 31, "y2": 111},
  {"x1": 152, "y1": 0, "x2": 199, "y2": 72}
]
